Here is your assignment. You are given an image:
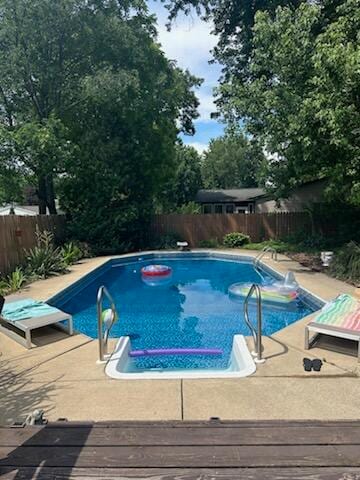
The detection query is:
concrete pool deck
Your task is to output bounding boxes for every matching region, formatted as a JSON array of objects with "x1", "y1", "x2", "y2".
[{"x1": 1, "y1": 250, "x2": 359, "y2": 425}]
